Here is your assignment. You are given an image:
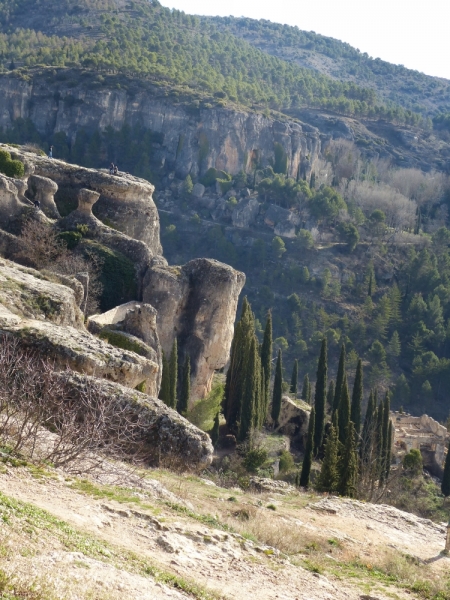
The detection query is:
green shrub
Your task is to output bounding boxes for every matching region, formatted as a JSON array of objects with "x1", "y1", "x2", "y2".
[
  {"x1": 243, "y1": 447, "x2": 268, "y2": 472},
  {"x1": 201, "y1": 167, "x2": 220, "y2": 187},
  {"x1": 279, "y1": 450, "x2": 295, "y2": 473},
  {"x1": 0, "y1": 149, "x2": 24, "y2": 178},
  {"x1": 98, "y1": 330, "x2": 148, "y2": 356},
  {"x1": 186, "y1": 383, "x2": 224, "y2": 432},
  {"x1": 57, "y1": 231, "x2": 82, "y2": 249}
]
